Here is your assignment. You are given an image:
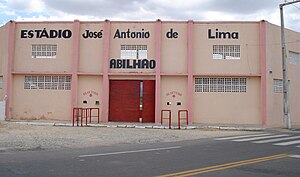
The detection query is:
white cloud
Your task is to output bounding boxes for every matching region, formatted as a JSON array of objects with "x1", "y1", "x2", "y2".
[
  {"x1": 7, "y1": 0, "x2": 45, "y2": 12},
  {"x1": 202, "y1": 11, "x2": 235, "y2": 21},
  {"x1": 0, "y1": 0, "x2": 299, "y2": 32},
  {"x1": 15, "y1": 15, "x2": 51, "y2": 22}
]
